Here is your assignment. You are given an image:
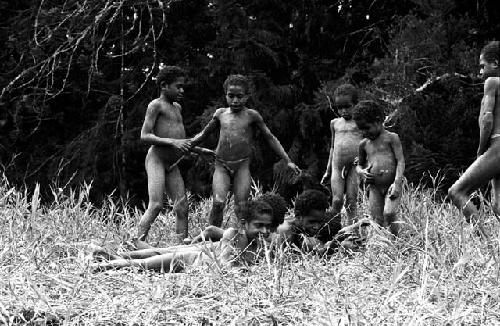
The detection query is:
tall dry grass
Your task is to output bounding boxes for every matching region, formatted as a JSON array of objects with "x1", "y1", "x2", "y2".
[{"x1": 1, "y1": 176, "x2": 499, "y2": 325}]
